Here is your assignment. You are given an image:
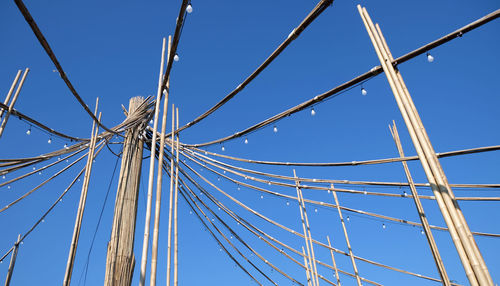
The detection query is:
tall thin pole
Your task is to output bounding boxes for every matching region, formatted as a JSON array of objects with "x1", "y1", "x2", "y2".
[
  {"x1": 389, "y1": 121, "x2": 450, "y2": 285},
  {"x1": 63, "y1": 99, "x2": 100, "y2": 286},
  {"x1": 139, "y1": 35, "x2": 168, "y2": 286},
  {"x1": 149, "y1": 36, "x2": 172, "y2": 286},
  {"x1": 173, "y1": 107, "x2": 180, "y2": 286},
  {"x1": 331, "y1": 185, "x2": 362, "y2": 286},
  {"x1": 4, "y1": 234, "x2": 21, "y2": 286},
  {"x1": 326, "y1": 236, "x2": 341, "y2": 286},
  {"x1": 302, "y1": 246, "x2": 312, "y2": 286},
  {"x1": 165, "y1": 104, "x2": 175, "y2": 286},
  {"x1": 104, "y1": 96, "x2": 145, "y2": 286},
  {"x1": 0, "y1": 68, "x2": 29, "y2": 138},
  {"x1": 0, "y1": 70, "x2": 22, "y2": 119},
  {"x1": 358, "y1": 6, "x2": 492, "y2": 285}
]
